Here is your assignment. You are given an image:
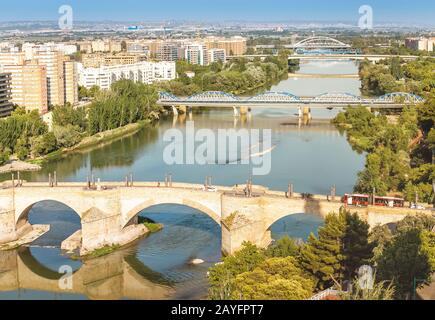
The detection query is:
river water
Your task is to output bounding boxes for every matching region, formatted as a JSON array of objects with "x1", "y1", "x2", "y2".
[{"x1": 0, "y1": 60, "x2": 365, "y2": 300}]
